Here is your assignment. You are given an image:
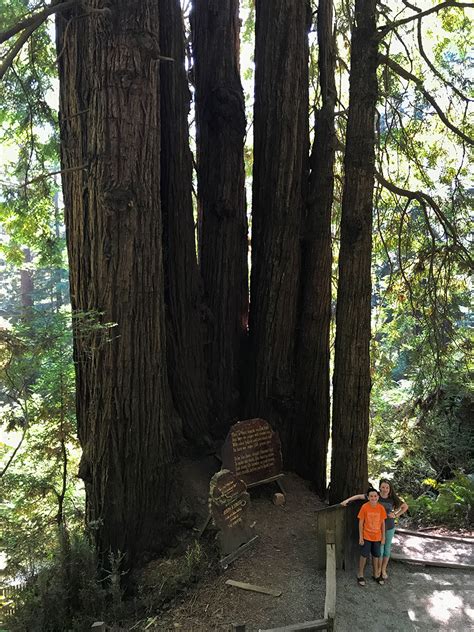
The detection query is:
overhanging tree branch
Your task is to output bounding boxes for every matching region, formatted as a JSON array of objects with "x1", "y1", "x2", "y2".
[
  {"x1": 0, "y1": 1, "x2": 113, "y2": 81},
  {"x1": 378, "y1": 1, "x2": 474, "y2": 39},
  {"x1": 379, "y1": 54, "x2": 474, "y2": 146},
  {"x1": 0, "y1": 0, "x2": 77, "y2": 45},
  {"x1": 375, "y1": 171, "x2": 473, "y2": 266}
]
